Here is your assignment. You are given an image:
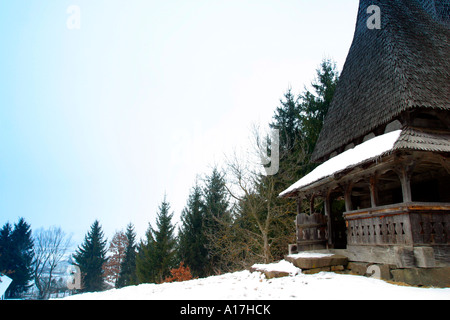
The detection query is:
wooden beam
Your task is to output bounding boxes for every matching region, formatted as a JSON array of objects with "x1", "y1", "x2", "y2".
[
  {"x1": 309, "y1": 194, "x2": 315, "y2": 215},
  {"x1": 323, "y1": 191, "x2": 332, "y2": 246},
  {"x1": 369, "y1": 175, "x2": 379, "y2": 208},
  {"x1": 296, "y1": 194, "x2": 305, "y2": 215}
]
